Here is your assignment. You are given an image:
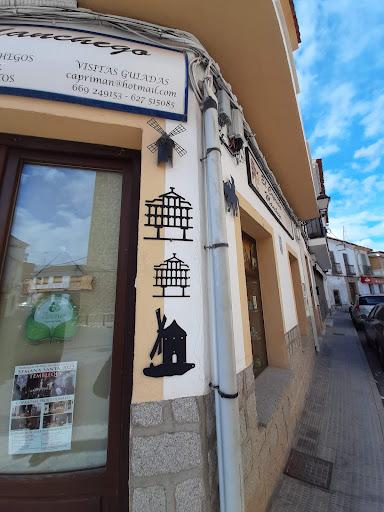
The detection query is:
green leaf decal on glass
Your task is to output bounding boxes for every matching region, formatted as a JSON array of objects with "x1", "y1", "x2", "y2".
[
  {"x1": 25, "y1": 315, "x2": 51, "y2": 342},
  {"x1": 53, "y1": 318, "x2": 78, "y2": 340},
  {"x1": 24, "y1": 294, "x2": 79, "y2": 343}
]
